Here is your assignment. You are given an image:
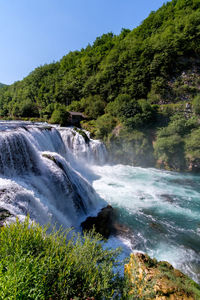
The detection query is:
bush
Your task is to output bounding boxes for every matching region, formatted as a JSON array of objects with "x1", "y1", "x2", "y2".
[
  {"x1": 0, "y1": 218, "x2": 123, "y2": 299},
  {"x1": 107, "y1": 127, "x2": 155, "y2": 167},
  {"x1": 192, "y1": 94, "x2": 200, "y2": 115},
  {"x1": 185, "y1": 128, "x2": 200, "y2": 159},
  {"x1": 154, "y1": 134, "x2": 185, "y2": 170},
  {"x1": 158, "y1": 114, "x2": 198, "y2": 138},
  {"x1": 16, "y1": 99, "x2": 39, "y2": 118},
  {"x1": 95, "y1": 114, "x2": 116, "y2": 139},
  {"x1": 68, "y1": 95, "x2": 106, "y2": 120},
  {"x1": 50, "y1": 107, "x2": 70, "y2": 126}
]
